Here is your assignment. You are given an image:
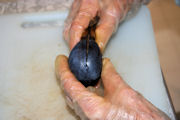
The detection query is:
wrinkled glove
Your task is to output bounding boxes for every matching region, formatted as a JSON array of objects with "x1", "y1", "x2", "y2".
[
  {"x1": 55, "y1": 55, "x2": 170, "y2": 120},
  {"x1": 63, "y1": 0, "x2": 151, "y2": 52}
]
